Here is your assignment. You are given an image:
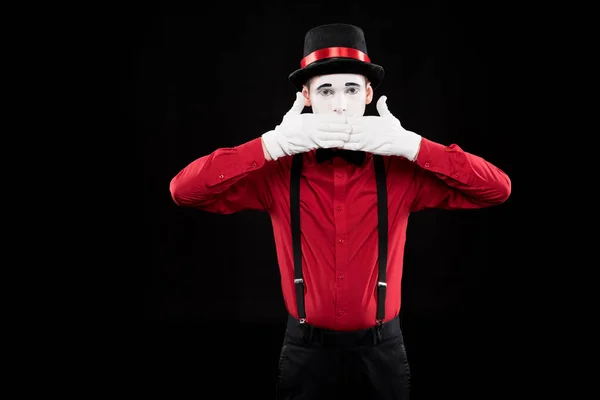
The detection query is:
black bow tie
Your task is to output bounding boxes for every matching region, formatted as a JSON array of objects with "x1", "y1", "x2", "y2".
[{"x1": 315, "y1": 148, "x2": 366, "y2": 166}]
